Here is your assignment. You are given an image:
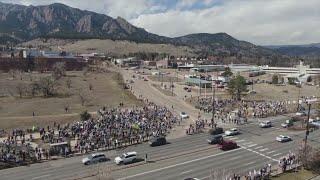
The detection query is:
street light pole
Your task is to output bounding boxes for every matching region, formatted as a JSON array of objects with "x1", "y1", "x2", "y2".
[{"x1": 304, "y1": 102, "x2": 311, "y2": 152}]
